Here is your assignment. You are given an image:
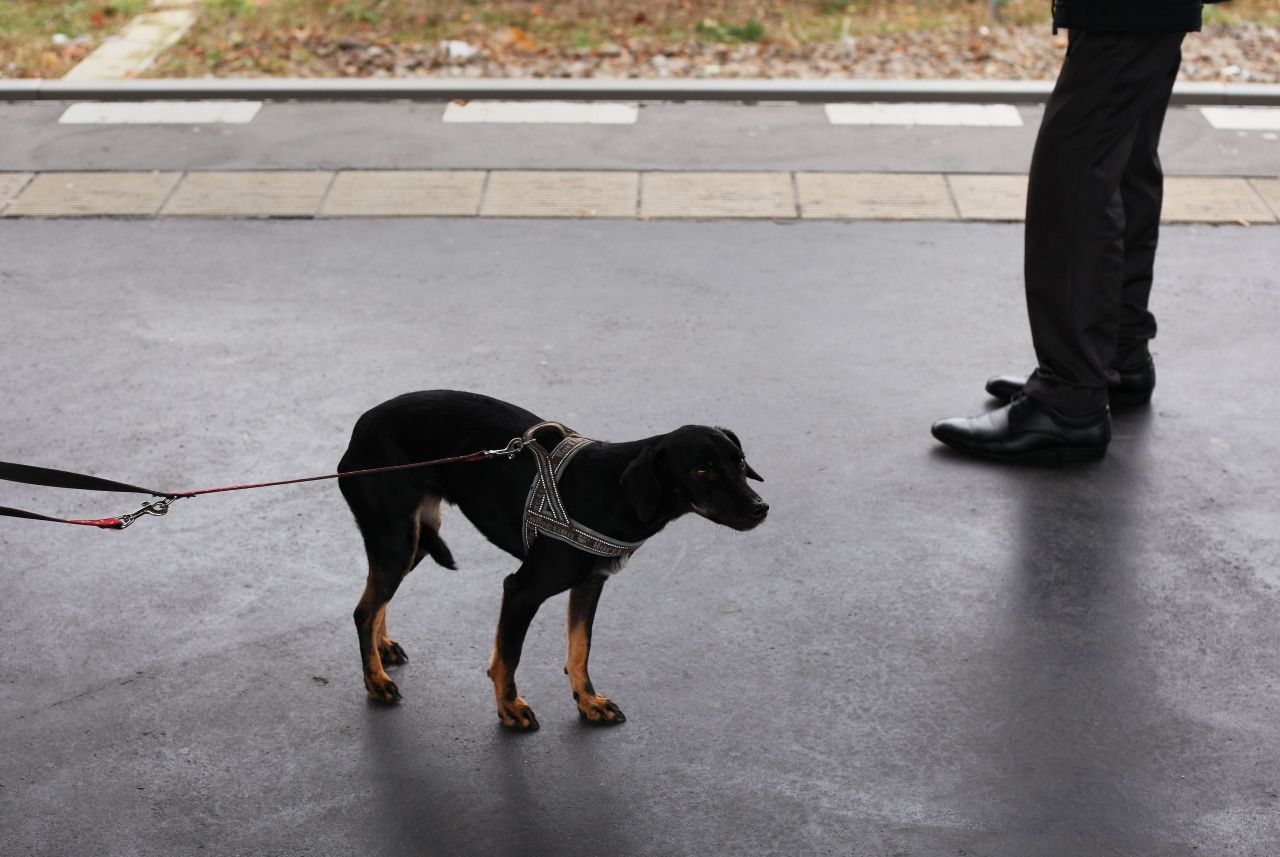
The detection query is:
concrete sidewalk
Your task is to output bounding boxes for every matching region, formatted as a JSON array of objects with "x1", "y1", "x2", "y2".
[{"x1": 3, "y1": 169, "x2": 1279, "y2": 223}]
